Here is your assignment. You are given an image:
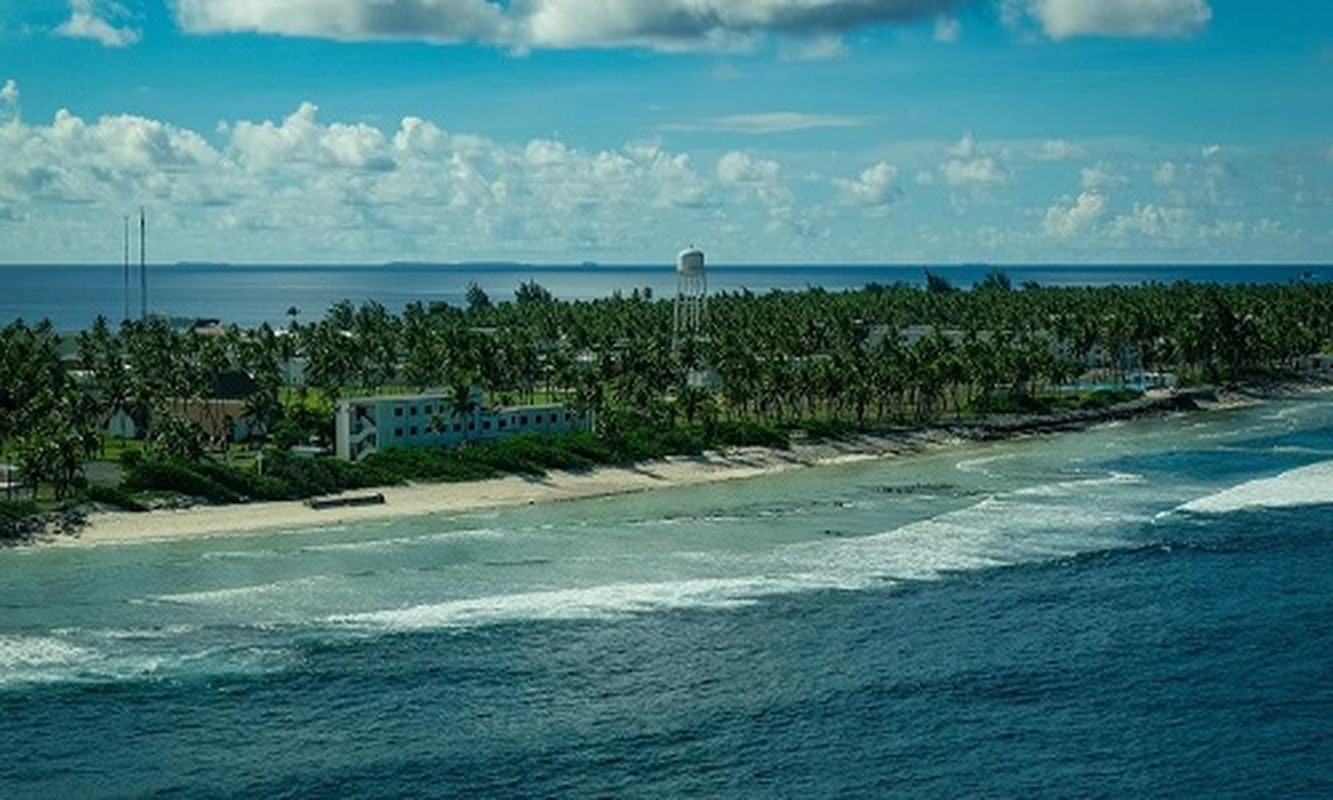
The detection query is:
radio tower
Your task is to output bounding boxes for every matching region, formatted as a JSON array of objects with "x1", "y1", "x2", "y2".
[
  {"x1": 122, "y1": 214, "x2": 130, "y2": 322},
  {"x1": 138, "y1": 206, "x2": 147, "y2": 320}
]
